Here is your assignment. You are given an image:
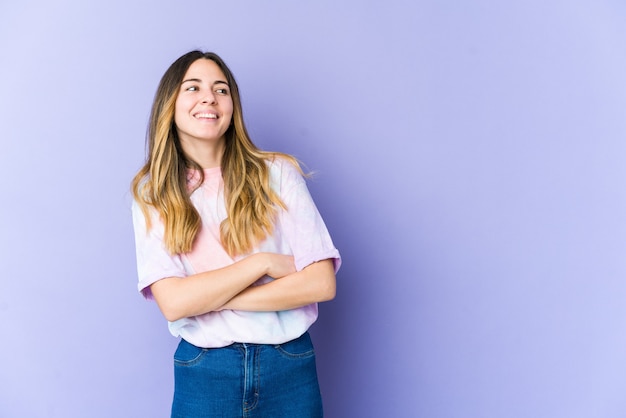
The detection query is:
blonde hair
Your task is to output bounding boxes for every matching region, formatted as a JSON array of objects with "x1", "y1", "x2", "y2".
[{"x1": 131, "y1": 51, "x2": 301, "y2": 256}]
